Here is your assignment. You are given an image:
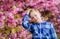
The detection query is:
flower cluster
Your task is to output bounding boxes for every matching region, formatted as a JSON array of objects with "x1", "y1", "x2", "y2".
[{"x1": 0, "y1": 0, "x2": 60, "y2": 39}]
